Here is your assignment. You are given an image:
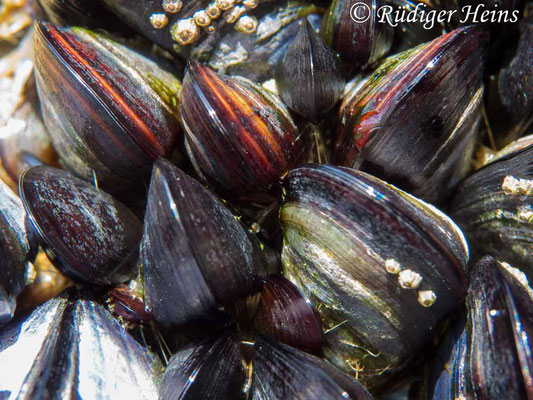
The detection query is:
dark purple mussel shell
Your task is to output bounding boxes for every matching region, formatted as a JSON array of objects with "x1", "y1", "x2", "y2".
[
  {"x1": 496, "y1": 14, "x2": 533, "y2": 141},
  {"x1": 141, "y1": 159, "x2": 268, "y2": 326},
  {"x1": 180, "y1": 60, "x2": 301, "y2": 199},
  {"x1": 280, "y1": 164, "x2": 468, "y2": 387},
  {"x1": 0, "y1": 292, "x2": 161, "y2": 399},
  {"x1": 449, "y1": 136, "x2": 533, "y2": 278},
  {"x1": 254, "y1": 275, "x2": 323, "y2": 354},
  {"x1": 0, "y1": 179, "x2": 36, "y2": 326},
  {"x1": 335, "y1": 26, "x2": 486, "y2": 203},
  {"x1": 100, "y1": 0, "x2": 323, "y2": 81},
  {"x1": 108, "y1": 284, "x2": 152, "y2": 324},
  {"x1": 33, "y1": 21, "x2": 182, "y2": 195},
  {"x1": 427, "y1": 256, "x2": 533, "y2": 399},
  {"x1": 320, "y1": 0, "x2": 393, "y2": 76},
  {"x1": 252, "y1": 336, "x2": 373, "y2": 399},
  {"x1": 160, "y1": 331, "x2": 246, "y2": 400},
  {"x1": 19, "y1": 165, "x2": 143, "y2": 285},
  {"x1": 275, "y1": 20, "x2": 344, "y2": 123}
]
